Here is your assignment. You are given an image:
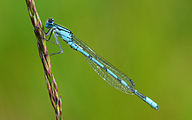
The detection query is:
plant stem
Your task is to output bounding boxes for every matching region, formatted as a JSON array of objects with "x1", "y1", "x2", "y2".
[{"x1": 25, "y1": 0, "x2": 62, "y2": 119}]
